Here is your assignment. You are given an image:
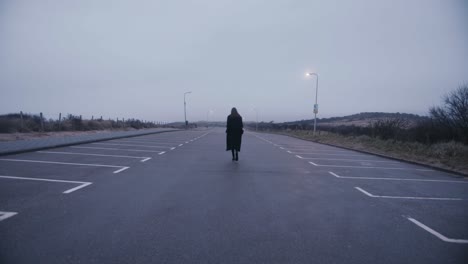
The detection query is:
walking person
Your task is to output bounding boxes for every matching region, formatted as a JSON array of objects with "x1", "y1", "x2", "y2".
[{"x1": 226, "y1": 107, "x2": 244, "y2": 161}]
